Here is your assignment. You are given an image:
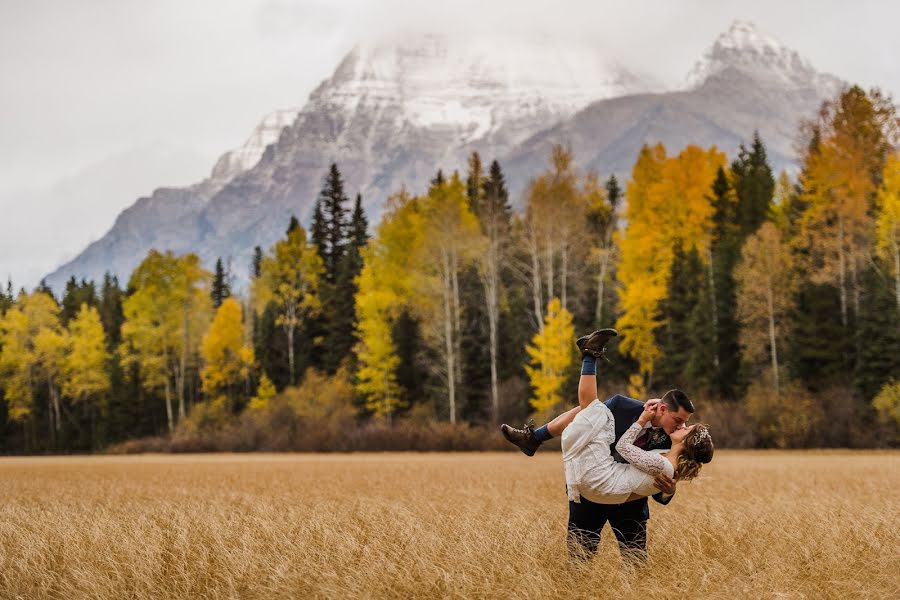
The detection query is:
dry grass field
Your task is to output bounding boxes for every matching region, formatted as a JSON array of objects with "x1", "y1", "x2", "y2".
[{"x1": 0, "y1": 451, "x2": 898, "y2": 599}]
